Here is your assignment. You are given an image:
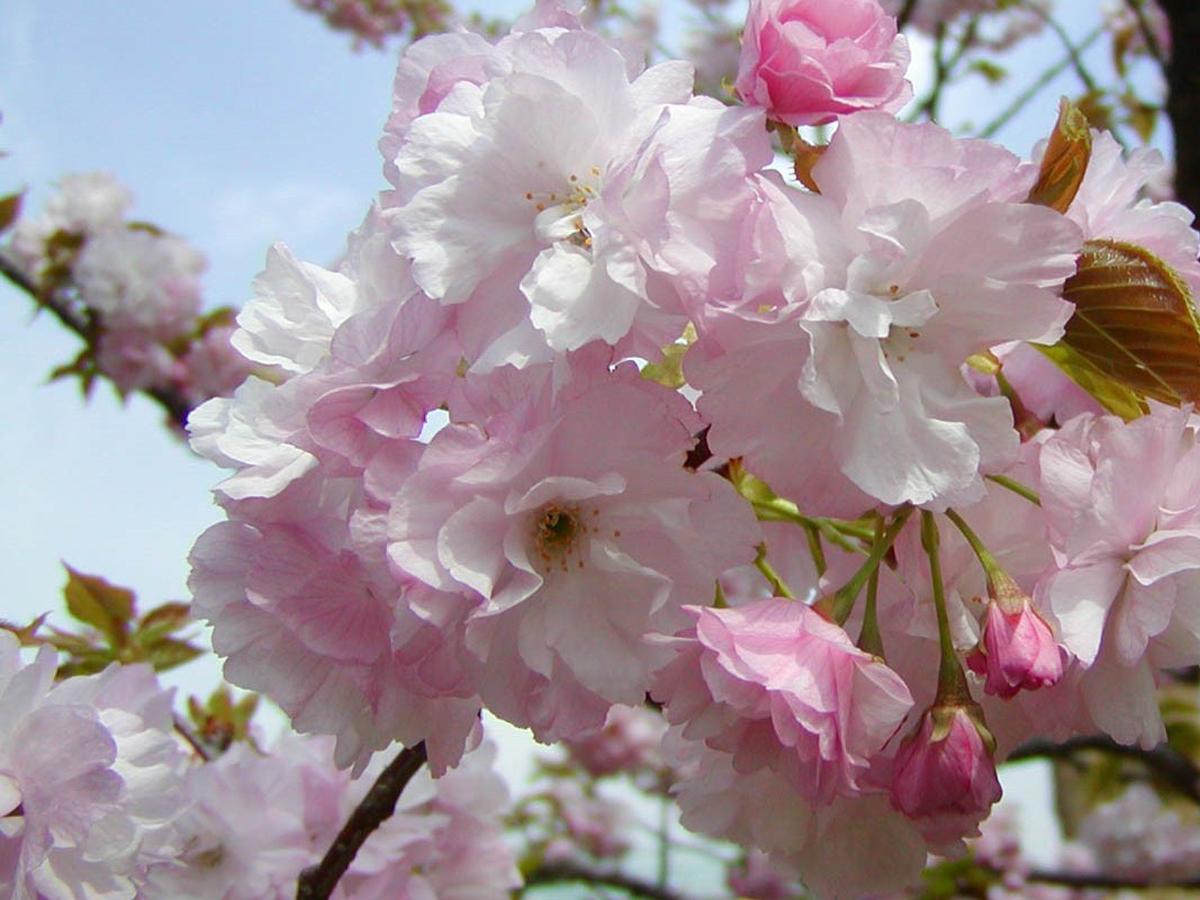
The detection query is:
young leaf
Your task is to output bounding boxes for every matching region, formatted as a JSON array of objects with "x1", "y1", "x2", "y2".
[
  {"x1": 791, "y1": 135, "x2": 825, "y2": 193},
  {"x1": 142, "y1": 637, "x2": 204, "y2": 672},
  {"x1": 1059, "y1": 239, "x2": 1200, "y2": 407},
  {"x1": 0, "y1": 191, "x2": 23, "y2": 235},
  {"x1": 1033, "y1": 341, "x2": 1145, "y2": 420},
  {"x1": 134, "y1": 601, "x2": 193, "y2": 646},
  {"x1": 62, "y1": 565, "x2": 136, "y2": 647},
  {"x1": 1026, "y1": 98, "x2": 1092, "y2": 214}
]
